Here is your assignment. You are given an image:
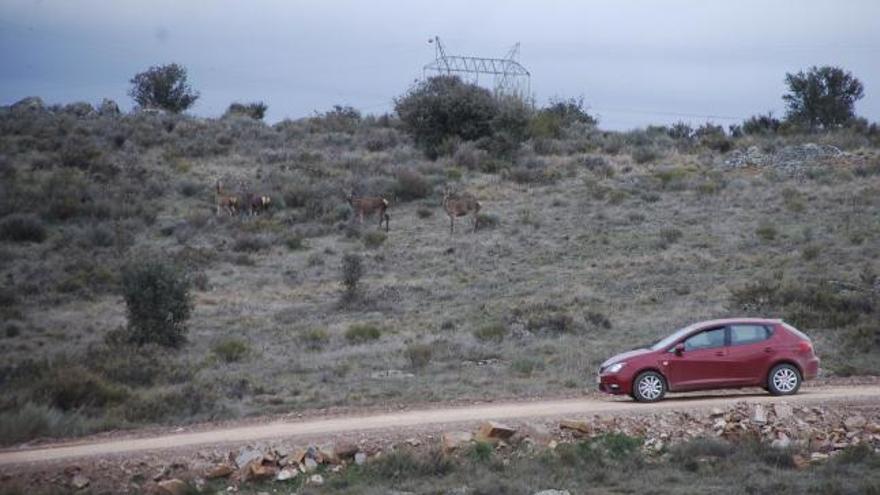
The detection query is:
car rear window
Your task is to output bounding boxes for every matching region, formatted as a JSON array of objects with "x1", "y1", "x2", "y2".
[{"x1": 730, "y1": 324, "x2": 770, "y2": 345}]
